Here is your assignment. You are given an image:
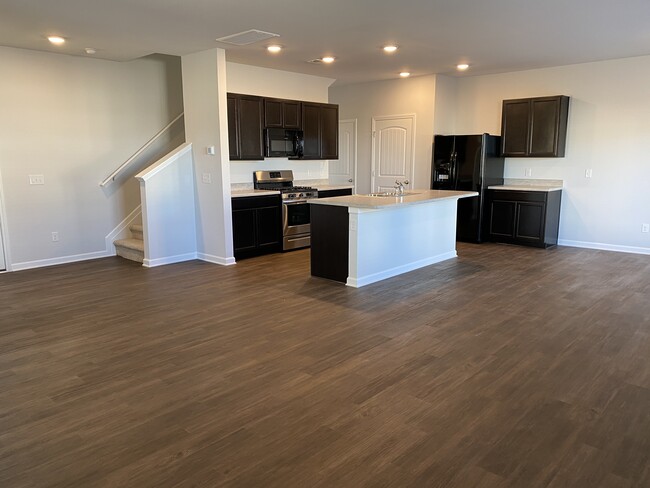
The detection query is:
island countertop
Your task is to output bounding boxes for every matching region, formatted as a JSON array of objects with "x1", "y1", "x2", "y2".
[{"x1": 310, "y1": 189, "x2": 478, "y2": 209}]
